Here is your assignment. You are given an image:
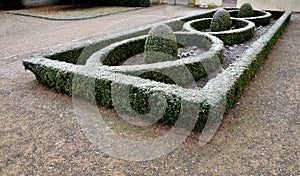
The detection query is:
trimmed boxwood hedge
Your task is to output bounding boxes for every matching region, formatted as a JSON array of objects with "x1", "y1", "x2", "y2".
[
  {"x1": 229, "y1": 9, "x2": 272, "y2": 26},
  {"x1": 145, "y1": 24, "x2": 178, "y2": 64},
  {"x1": 23, "y1": 10, "x2": 291, "y2": 131},
  {"x1": 238, "y1": 2, "x2": 254, "y2": 18},
  {"x1": 181, "y1": 9, "x2": 216, "y2": 23},
  {"x1": 182, "y1": 7, "x2": 271, "y2": 27},
  {"x1": 210, "y1": 9, "x2": 232, "y2": 32},
  {"x1": 204, "y1": 11, "x2": 292, "y2": 111},
  {"x1": 24, "y1": 57, "x2": 210, "y2": 129},
  {"x1": 44, "y1": 19, "x2": 186, "y2": 66},
  {"x1": 266, "y1": 10, "x2": 285, "y2": 20},
  {"x1": 86, "y1": 32, "x2": 223, "y2": 86},
  {"x1": 183, "y1": 18, "x2": 255, "y2": 45}
]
